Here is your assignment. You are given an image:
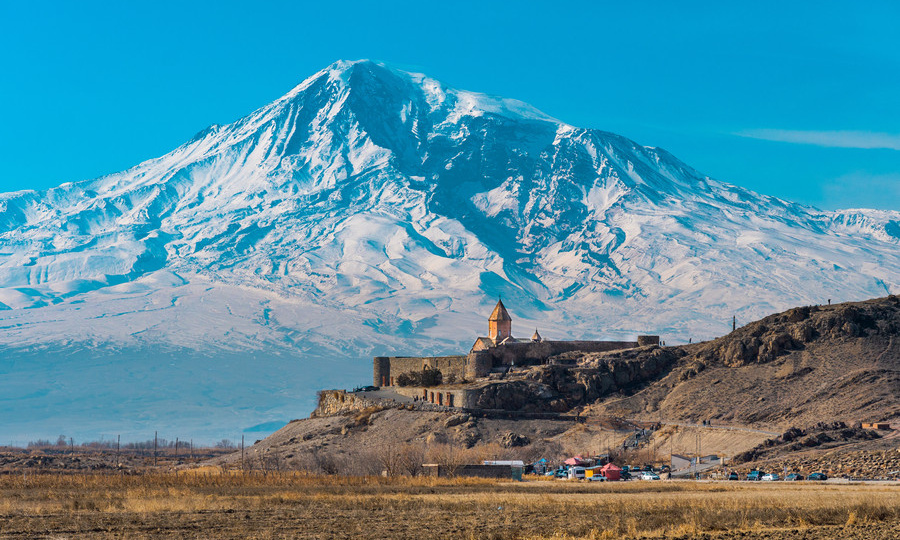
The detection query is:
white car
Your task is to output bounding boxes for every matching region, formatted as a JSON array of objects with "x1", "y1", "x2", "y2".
[
  {"x1": 640, "y1": 472, "x2": 661, "y2": 480},
  {"x1": 761, "y1": 473, "x2": 780, "y2": 481}
]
